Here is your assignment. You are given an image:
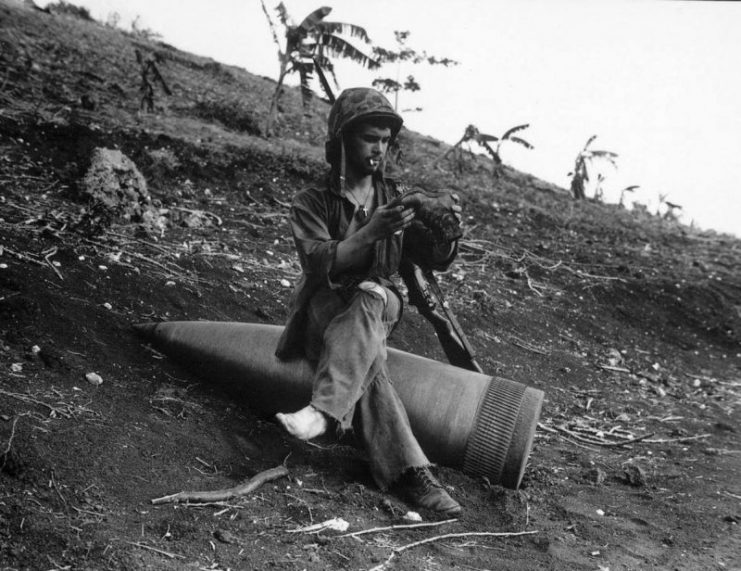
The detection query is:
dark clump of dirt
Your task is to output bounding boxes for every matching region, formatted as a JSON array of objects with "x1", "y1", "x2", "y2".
[{"x1": 1, "y1": 4, "x2": 739, "y2": 570}]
